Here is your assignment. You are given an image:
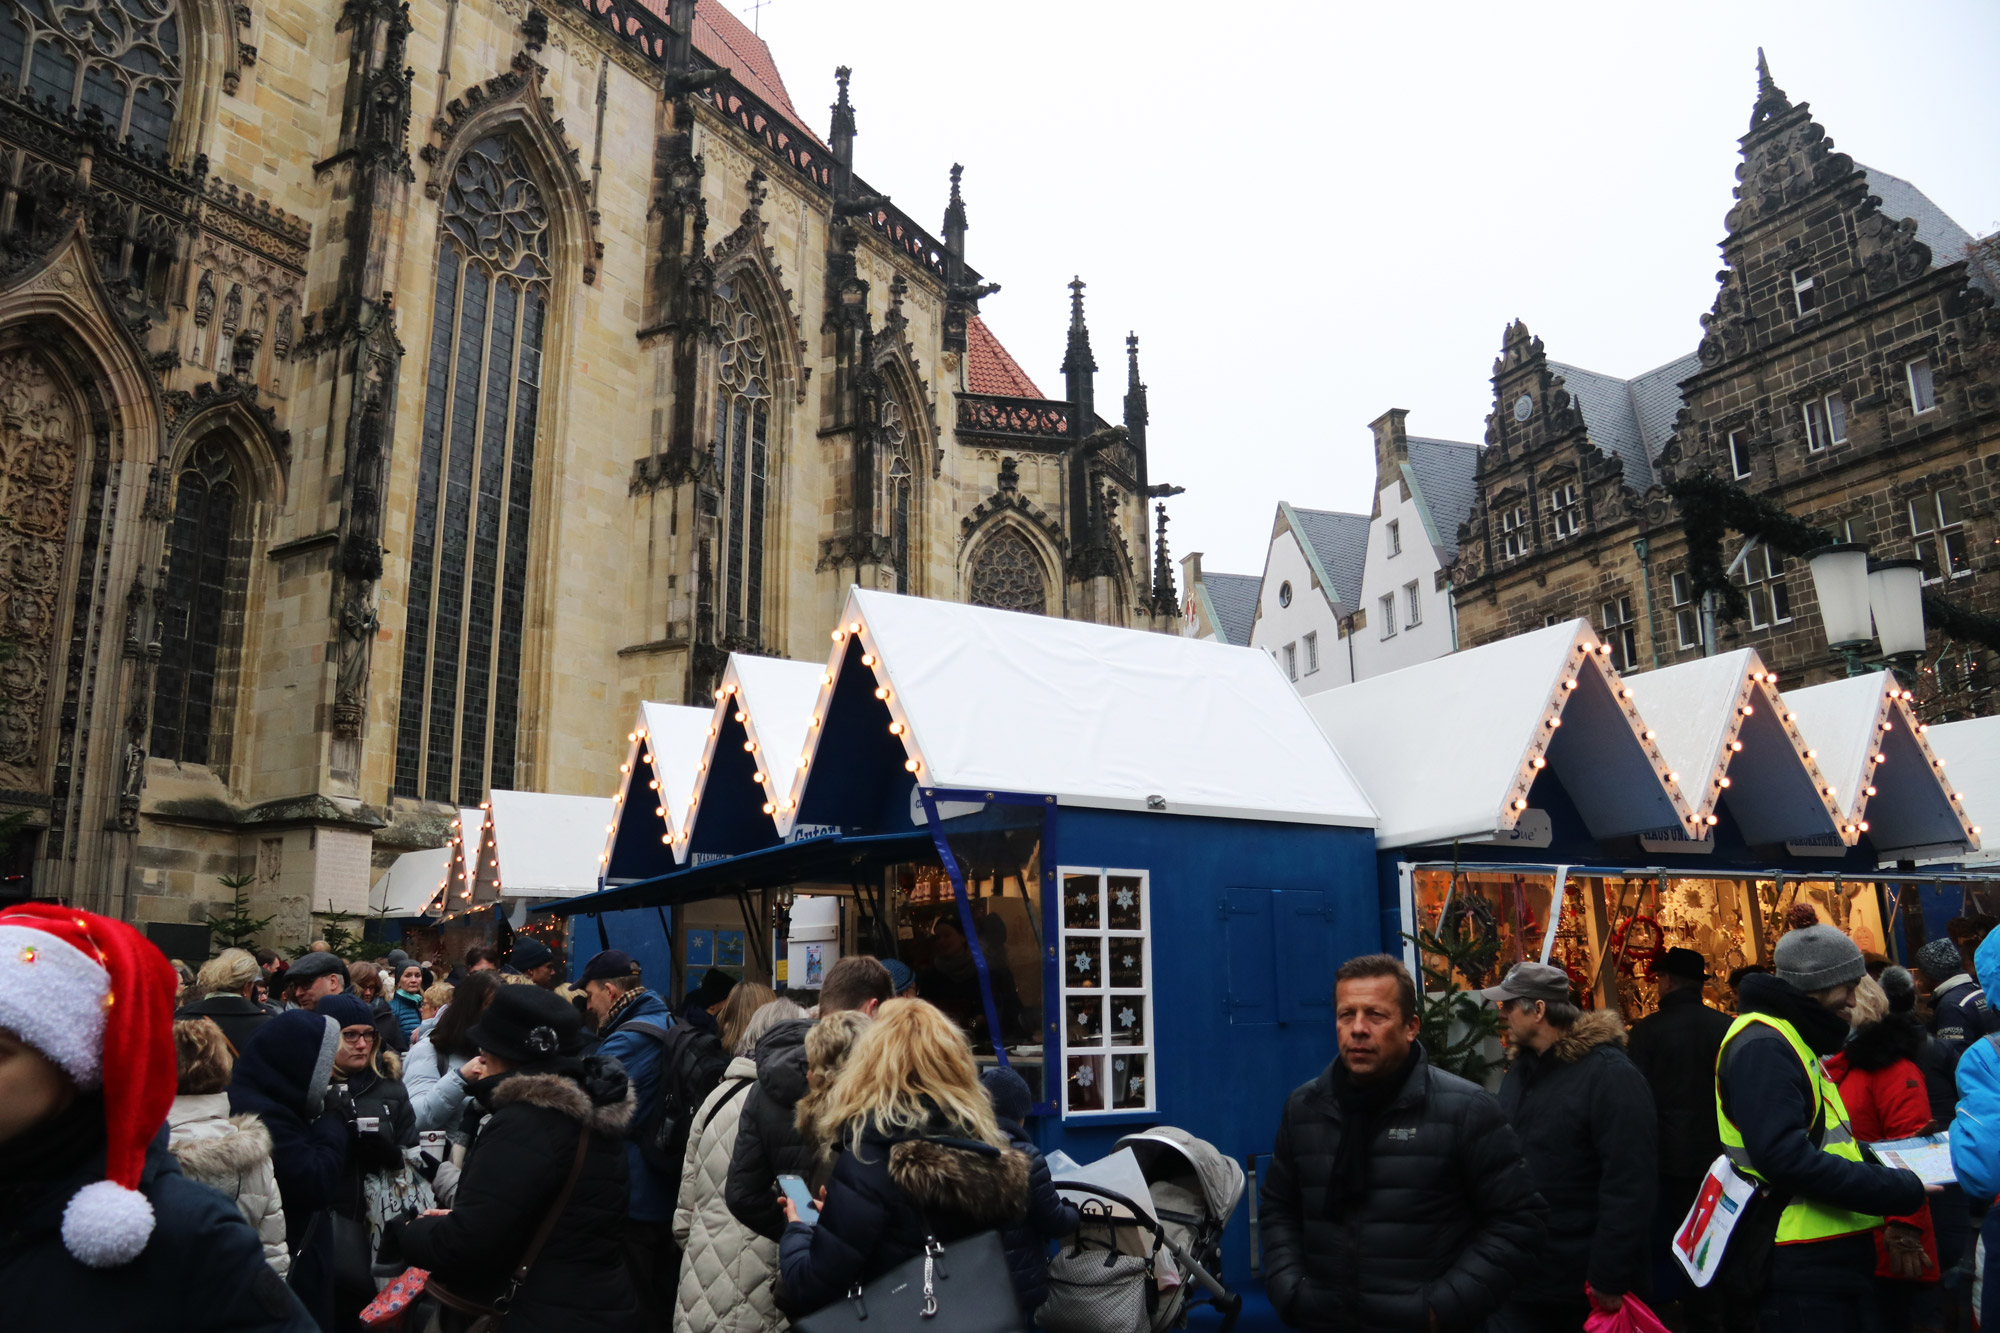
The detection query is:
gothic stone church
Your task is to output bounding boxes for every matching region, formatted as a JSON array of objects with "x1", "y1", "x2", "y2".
[
  {"x1": 1453, "y1": 57, "x2": 2000, "y2": 718},
  {"x1": 0, "y1": 0, "x2": 1177, "y2": 931}
]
